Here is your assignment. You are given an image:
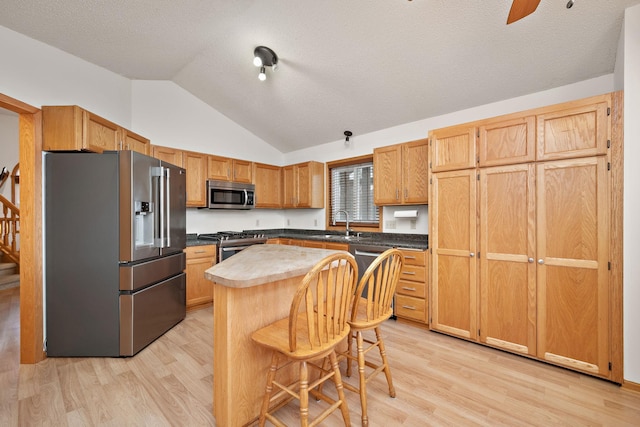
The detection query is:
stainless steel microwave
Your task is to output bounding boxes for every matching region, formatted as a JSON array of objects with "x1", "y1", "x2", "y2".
[{"x1": 207, "y1": 180, "x2": 255, "y2": 209}]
